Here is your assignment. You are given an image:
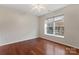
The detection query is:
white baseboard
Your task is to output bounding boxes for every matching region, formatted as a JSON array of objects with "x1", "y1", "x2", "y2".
[
  {"x1": 41, "y1": 36, "x2": 79, "y2": 49},
  {"x1": 0, "y1": 36, "x2": 38, "y2": 46}
]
